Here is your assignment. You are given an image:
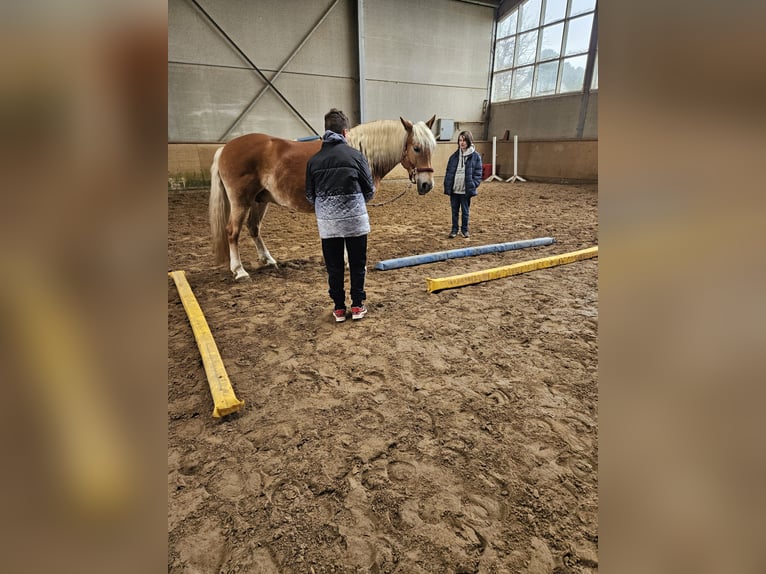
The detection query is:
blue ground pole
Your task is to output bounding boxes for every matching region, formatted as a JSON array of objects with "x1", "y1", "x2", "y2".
[{"x1": 374, "y1": 237, "x2": 556, "y2": 271}]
